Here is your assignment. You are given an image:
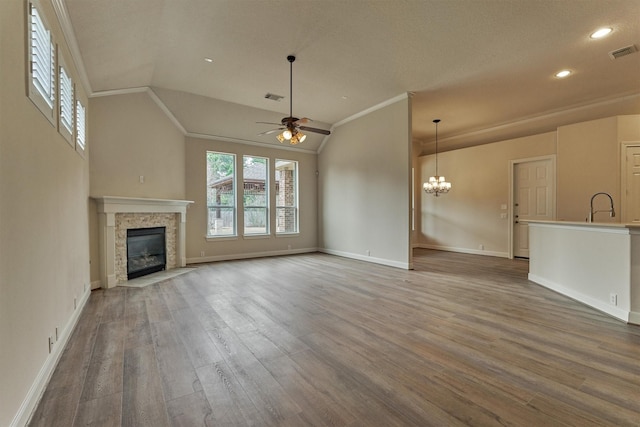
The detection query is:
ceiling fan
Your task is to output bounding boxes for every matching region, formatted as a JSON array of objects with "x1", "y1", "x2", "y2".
[{"x1": 257, "y1": 55, "x2": 331, "y2": 145}]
